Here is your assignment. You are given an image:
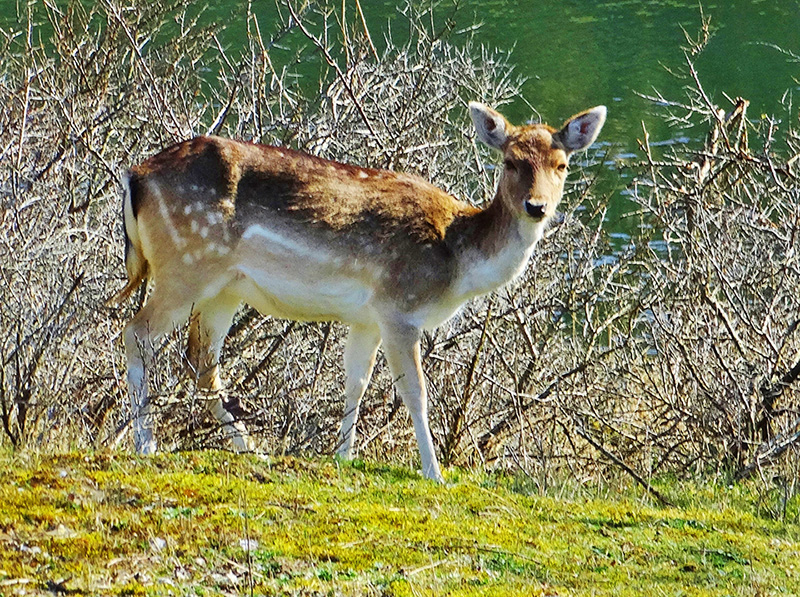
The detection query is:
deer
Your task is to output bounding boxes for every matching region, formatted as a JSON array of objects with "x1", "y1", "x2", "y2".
[{"x1": 111, "y1": 101, "x2": 606, "y2": 482}]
